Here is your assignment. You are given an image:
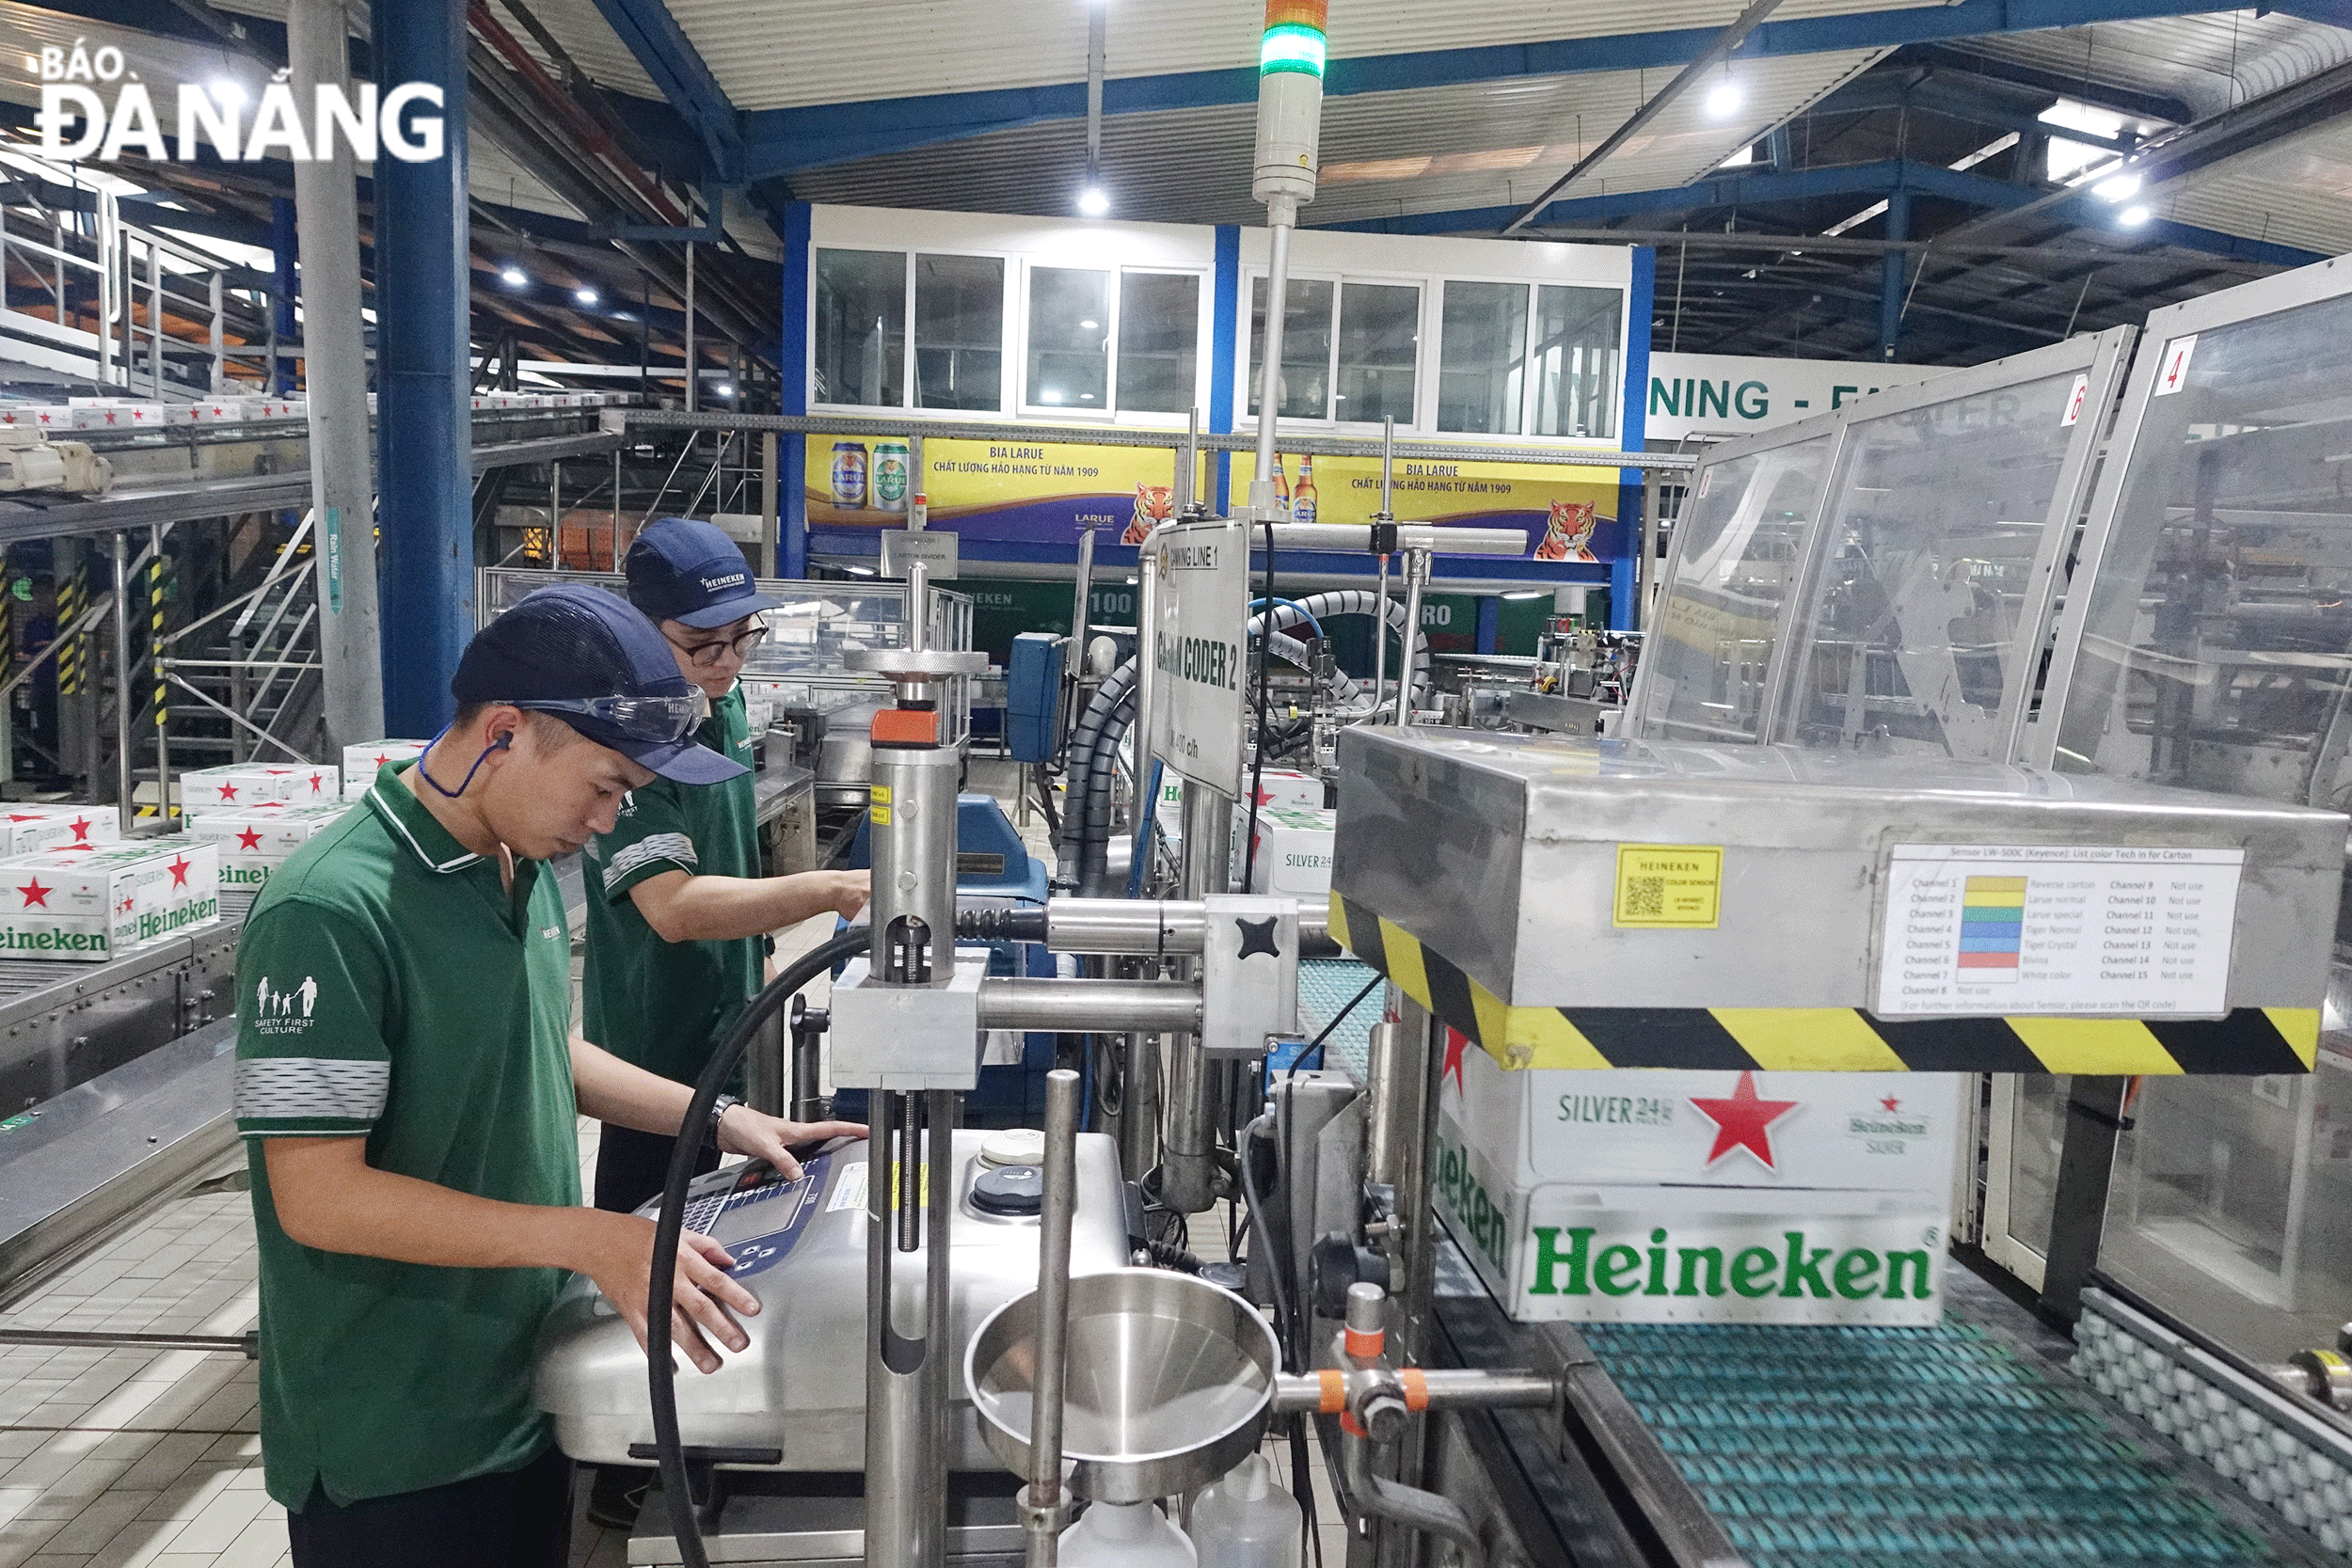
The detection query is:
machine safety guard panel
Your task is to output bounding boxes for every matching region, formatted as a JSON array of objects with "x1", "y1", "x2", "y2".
[{"x1": 1328, "y1": 729, "x2": 2344, "y2": 1077}]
